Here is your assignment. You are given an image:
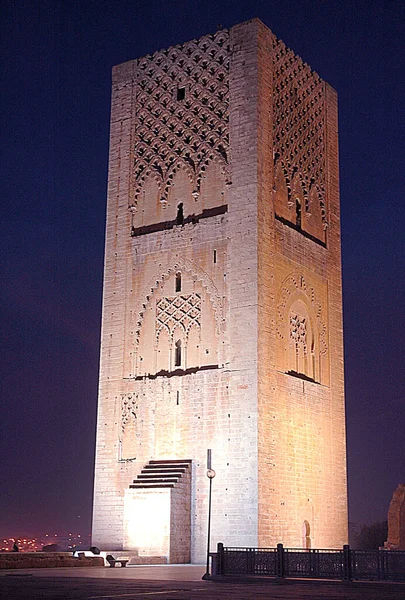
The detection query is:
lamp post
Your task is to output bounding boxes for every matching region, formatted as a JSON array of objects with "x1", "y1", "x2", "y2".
[{"x1": 202, "y1": 449, "x2": 216, "y2": 580}]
